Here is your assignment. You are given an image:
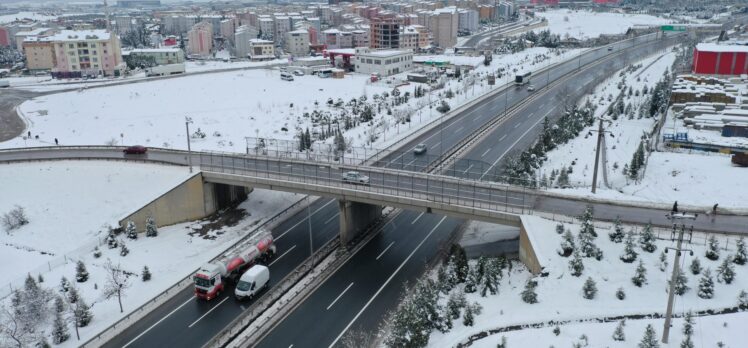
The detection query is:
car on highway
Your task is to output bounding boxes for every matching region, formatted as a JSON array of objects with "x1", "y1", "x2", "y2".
[
  {"x1": 527, "y1": 85, "x2": 535, "y2": 92},
  {"x1": 235, "y1": 265, "x2": 270, "y2": 300},
  {"x1": 341, "y1": 171, "x2": 370, "y2": 185},
  {"x1": 413, "y1": 143, "x2": 427, "y2": 155},
  {"x1": 123, "y1": 145, "x2": 147, "y2": 154},
  {"x1": 292, "y1": 70, "x2": 305, "y2": 76},
  {"x1": 608, "y1": 46, "x2": 614, "y2": 51}
]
